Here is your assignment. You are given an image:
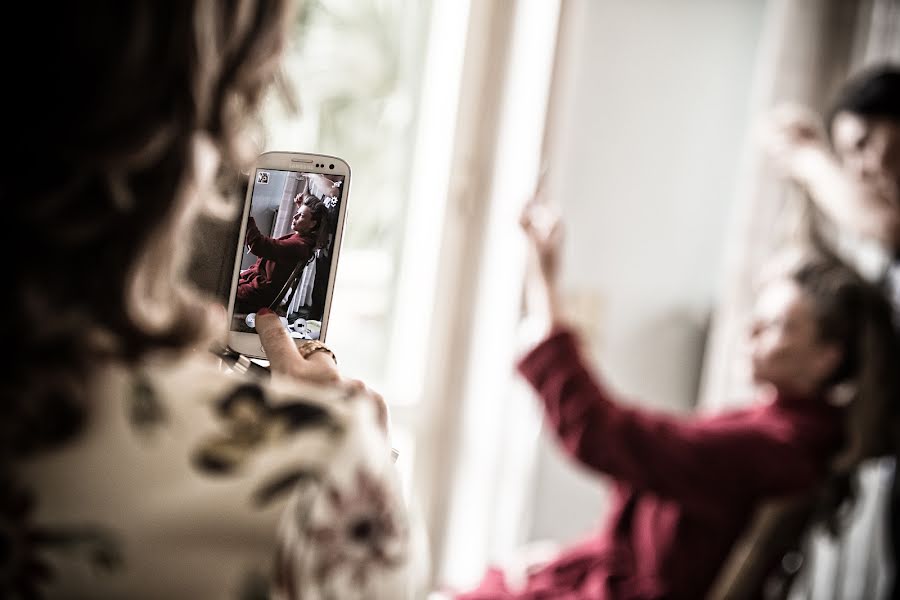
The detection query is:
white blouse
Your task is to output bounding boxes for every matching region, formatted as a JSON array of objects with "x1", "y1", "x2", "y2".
[{"x1": 16, "y1": 349, "x2": 425, "y2": 599}]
